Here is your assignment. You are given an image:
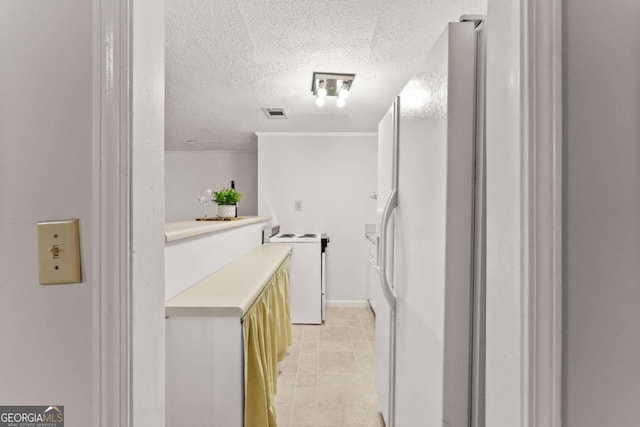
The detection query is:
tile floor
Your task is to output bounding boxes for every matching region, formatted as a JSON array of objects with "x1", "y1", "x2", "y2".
[{"x1": 274, "y1": 307, "x2": 384, "y2": 427}]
